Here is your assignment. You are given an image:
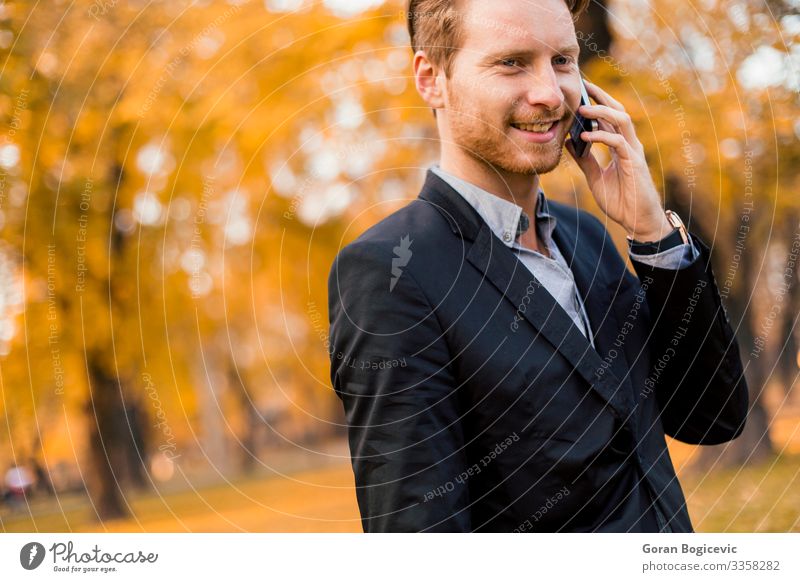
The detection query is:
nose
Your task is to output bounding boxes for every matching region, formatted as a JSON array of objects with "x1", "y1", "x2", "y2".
[{"x1": 524, "y1": 65, "x2": 565, "y2": 112}]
